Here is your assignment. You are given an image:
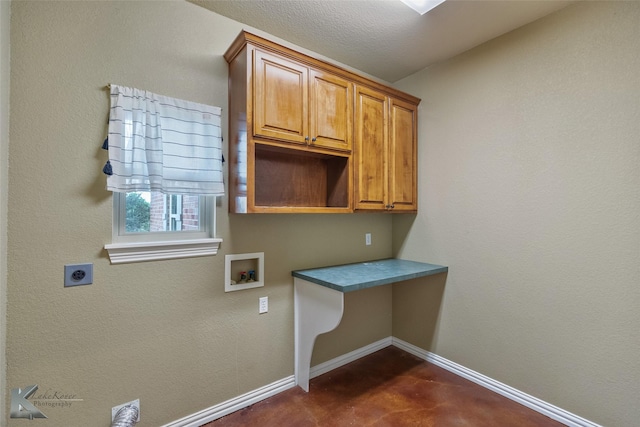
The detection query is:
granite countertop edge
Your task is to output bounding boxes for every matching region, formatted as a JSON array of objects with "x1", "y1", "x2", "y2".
[{"x1": 292, "y1": 259, "x2": 448, "y2": 293}]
